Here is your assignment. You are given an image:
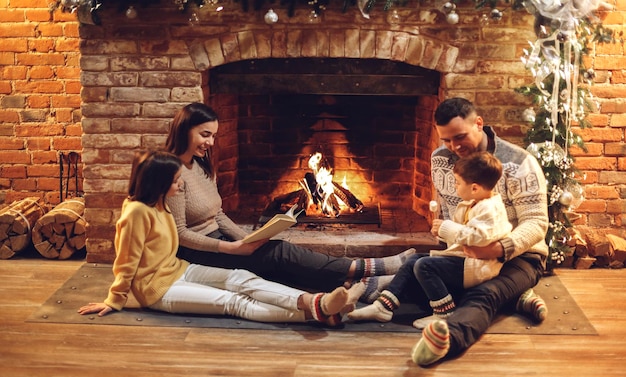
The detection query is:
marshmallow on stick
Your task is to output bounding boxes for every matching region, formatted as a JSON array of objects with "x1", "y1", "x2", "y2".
[{"x1": 429, "y1": 200, "x2": 438, "y2": 213}]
